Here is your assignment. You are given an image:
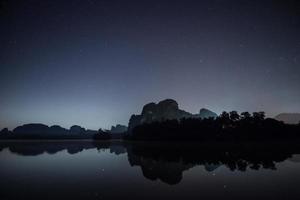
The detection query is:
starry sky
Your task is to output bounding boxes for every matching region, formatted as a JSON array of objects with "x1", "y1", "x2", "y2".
[{"x1": 0, "y1": 0, "x2": 299, "y2": 130}]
